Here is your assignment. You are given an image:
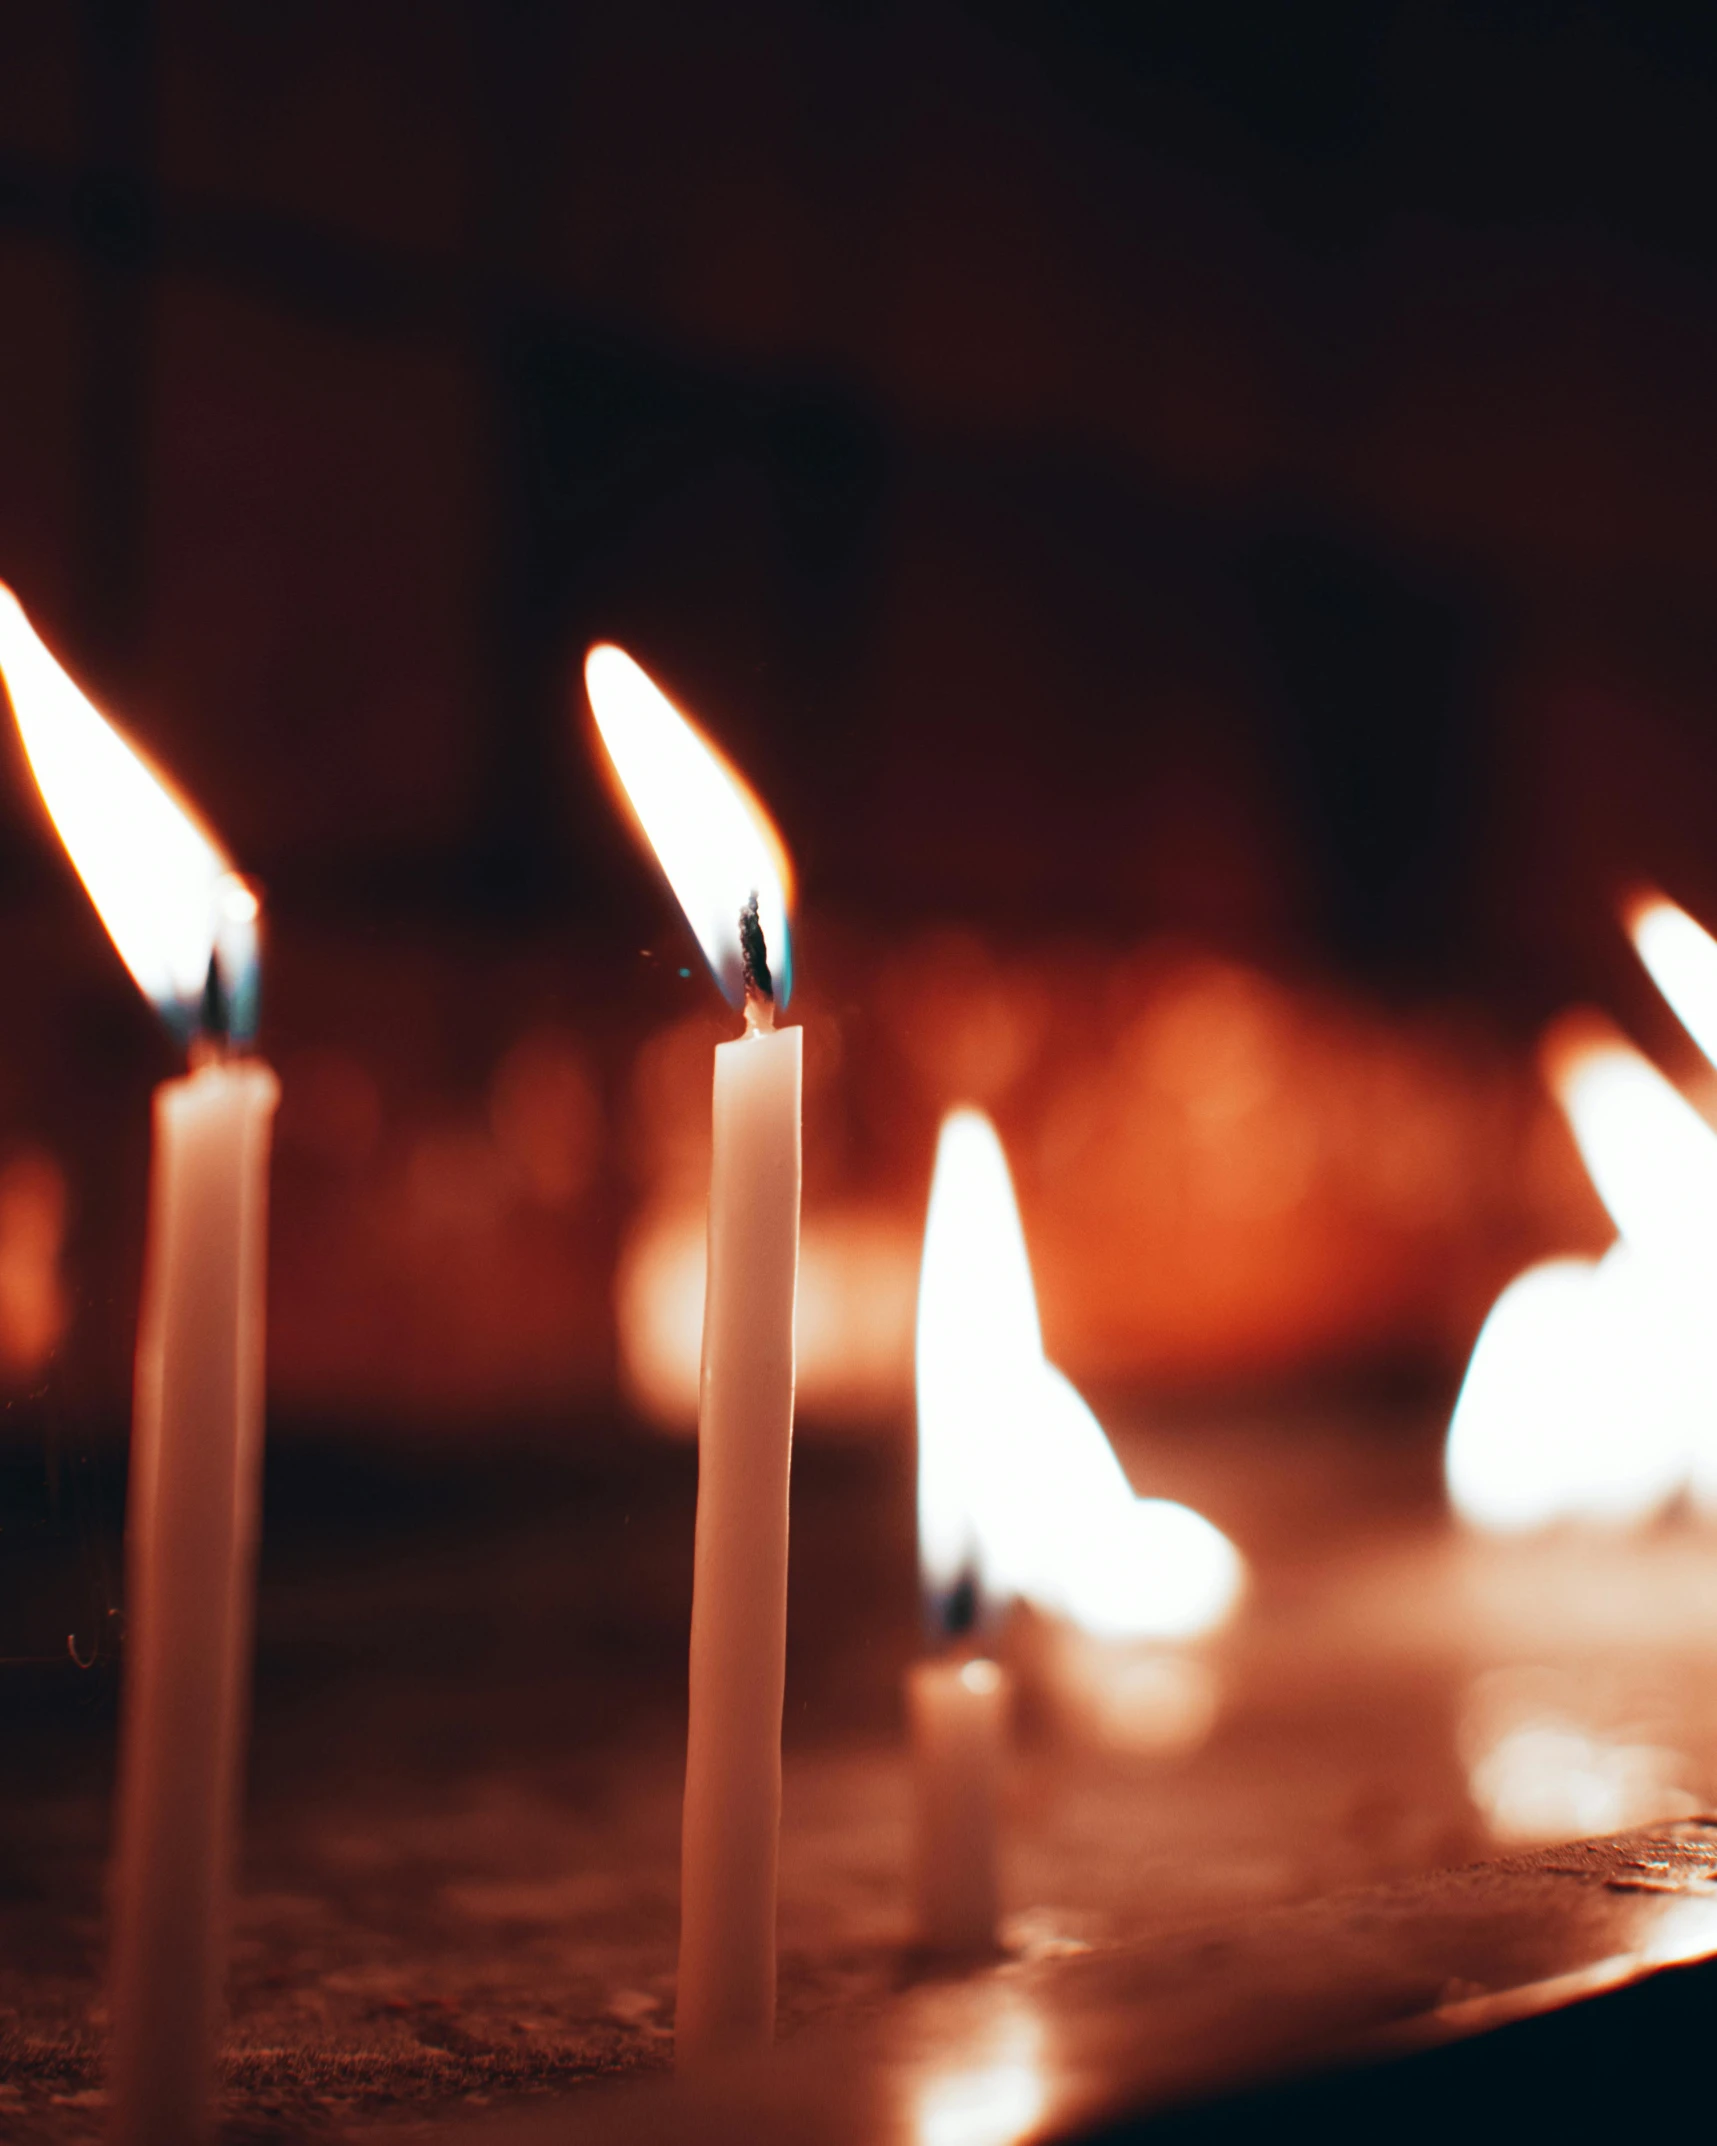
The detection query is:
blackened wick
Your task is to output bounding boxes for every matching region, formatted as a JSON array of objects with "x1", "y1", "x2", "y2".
[{"x1": 739, "y1": 892, "x2": 774, "y2": 1004}]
